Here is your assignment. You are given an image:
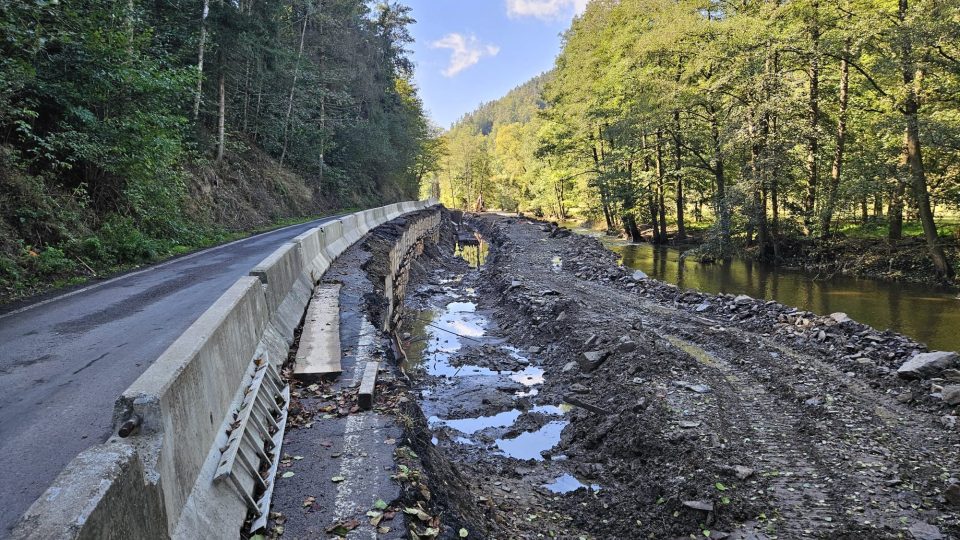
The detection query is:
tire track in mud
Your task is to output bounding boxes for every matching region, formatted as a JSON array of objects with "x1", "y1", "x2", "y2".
[
  {"x1": 521, "y1": 263, "x2": 854, "y2": 537},
  {"x1": 659, "y1": 318, "x2": 960, "y2": 538},
  {"x1": 657, "y1": 330, "x2": 850, "y2": 538}
]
